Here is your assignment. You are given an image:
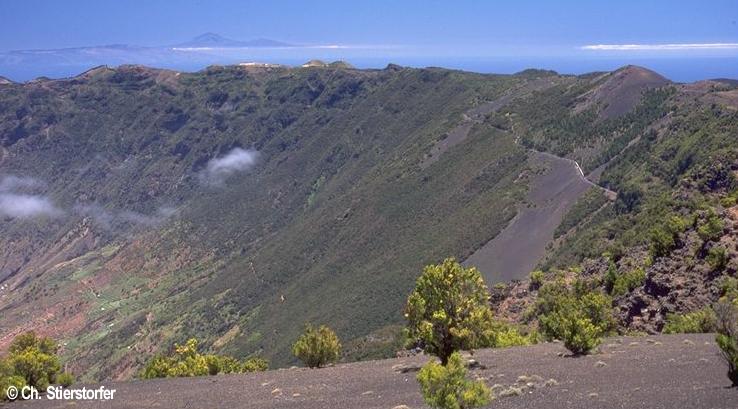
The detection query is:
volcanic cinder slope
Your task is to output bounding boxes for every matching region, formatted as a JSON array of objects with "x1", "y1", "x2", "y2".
[{"x1": 14, "y1": 334, "x2": 737, "y2": 409}]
